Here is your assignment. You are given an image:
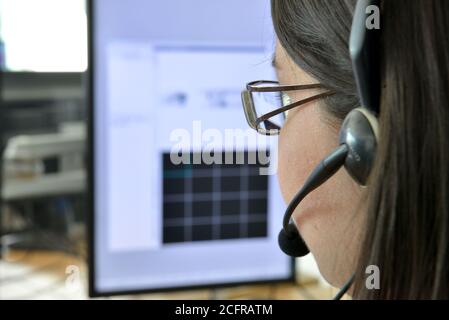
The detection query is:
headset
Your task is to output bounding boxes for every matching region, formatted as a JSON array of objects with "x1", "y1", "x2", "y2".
[{"x1": 277, "y1": 0, "x2": 381, "y2": 299}]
